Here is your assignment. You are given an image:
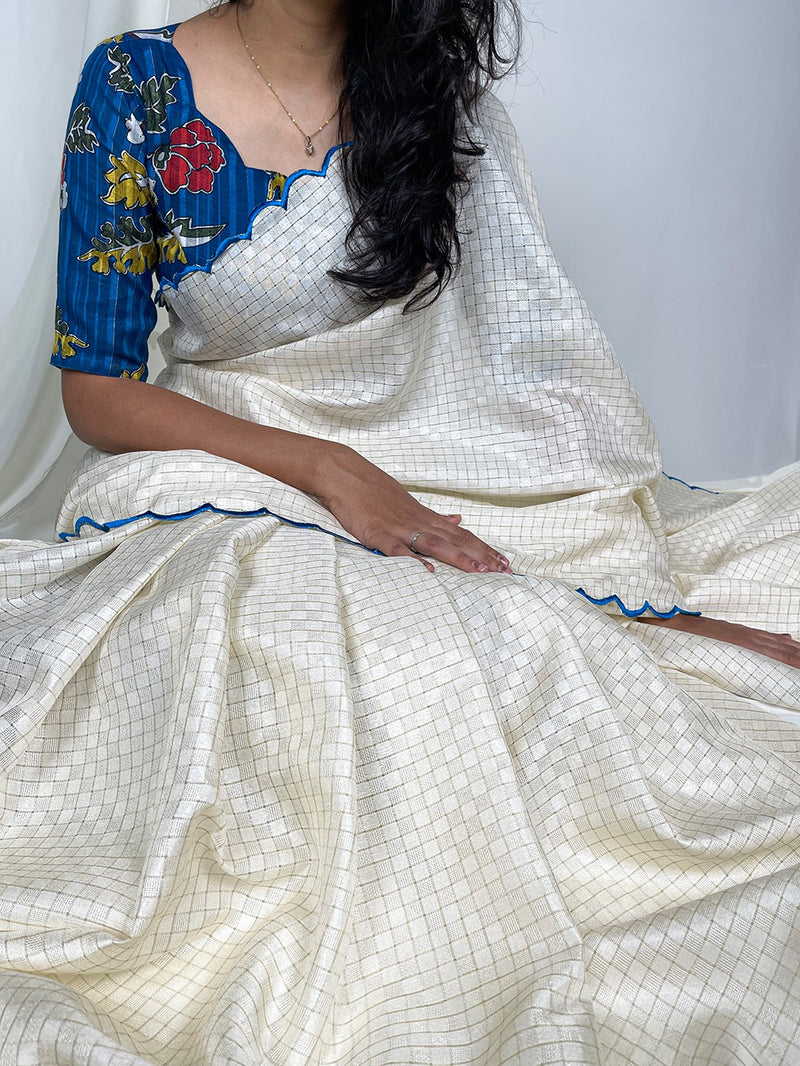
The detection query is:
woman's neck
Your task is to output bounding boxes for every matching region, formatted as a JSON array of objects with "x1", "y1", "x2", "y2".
[{"x1": 232, "y1": 0, "x2": 348, "y2": 84}]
